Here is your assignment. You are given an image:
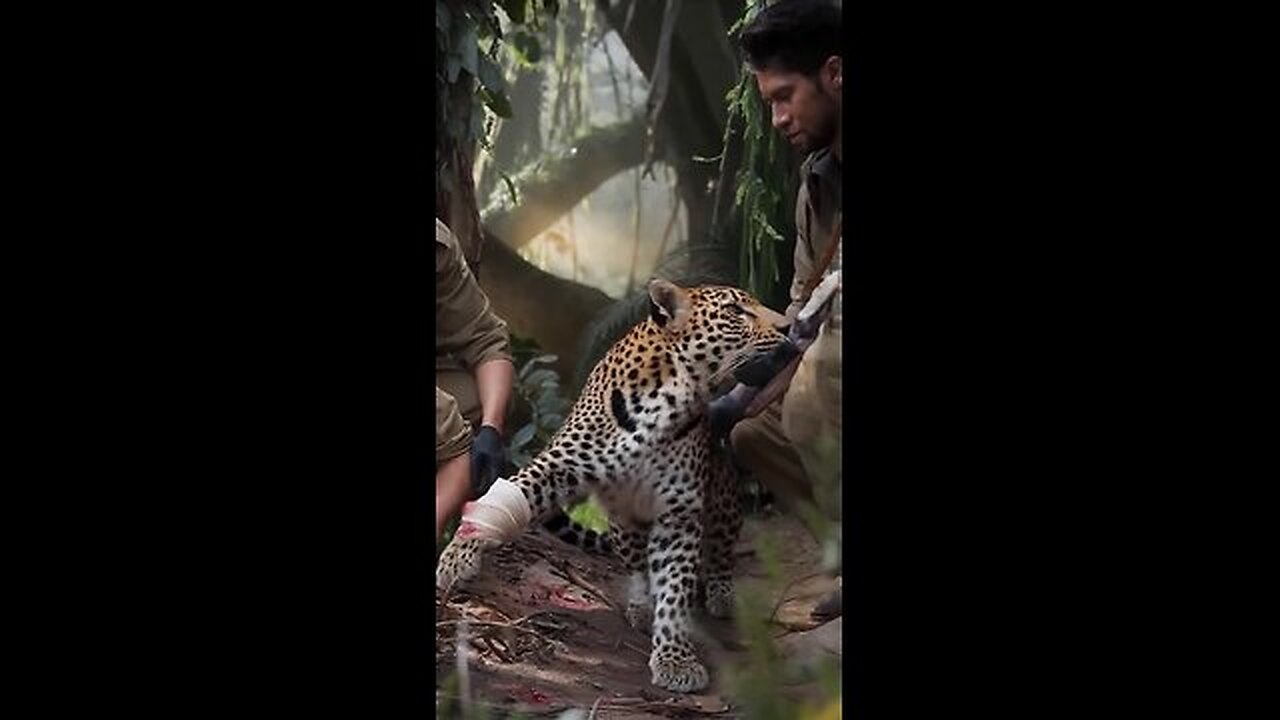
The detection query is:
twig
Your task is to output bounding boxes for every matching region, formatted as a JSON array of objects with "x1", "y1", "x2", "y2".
[
  {"x1": 479, "y1": 635, "x2": 515, "y2": 664},
  {"x1": 455, "y1": 620, "x2": 473, "y2": 717},
  {"x1": 436, "y1": 619, "x2": 555, "y2": 642},
  {"x1": 641, "y1": 0, "x2": 683, "y2": 178},
  {"x1": 588, "y1": 695, "x2": 606, "y2": 720},
  {"x1": 654, "y1": 180, "x2": 681, "y2": 263},
  {"x1": 531, "y1": 547, "x2": 619, "y2": 612},
  {"x1": 622, "y1": 639, "x2": 651, "y2": 658},
  {"x1": 549, "y1": 562, "x2": 618, "y2": 611}
]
